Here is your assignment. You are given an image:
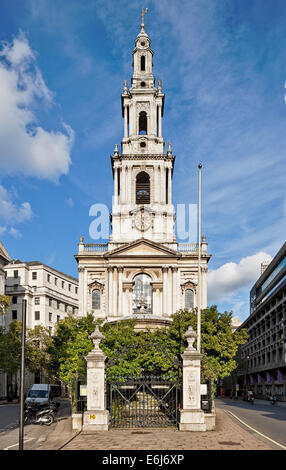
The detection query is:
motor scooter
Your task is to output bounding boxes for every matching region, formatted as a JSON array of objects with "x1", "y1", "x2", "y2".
[
  {"x1": 270, "y1": 396, "x2": 277, "y2": 406},
  {"x1": 24, "y1": 401, "x2": 58, "y2": 426}
]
